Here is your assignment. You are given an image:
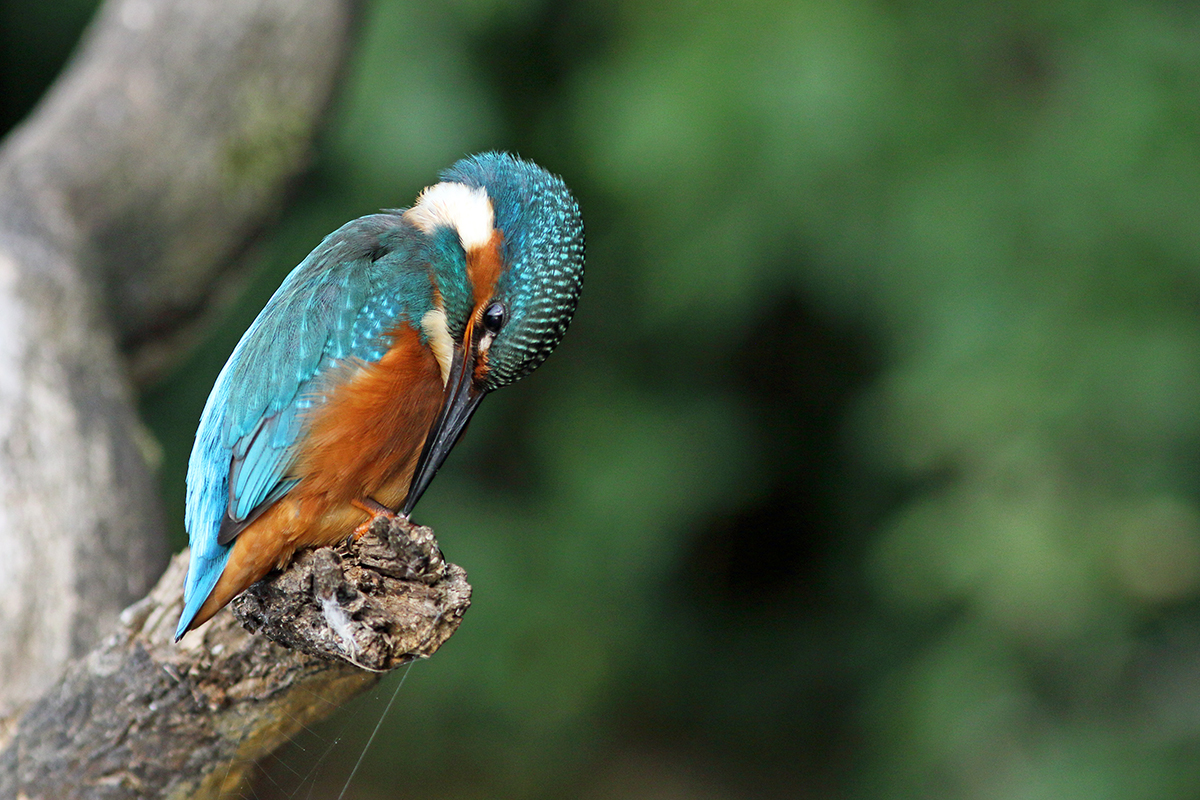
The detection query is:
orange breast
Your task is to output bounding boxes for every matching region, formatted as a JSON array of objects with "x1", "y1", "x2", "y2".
[
  {"x1": 187, "y1": 322, "x2": 445, "y2": 630},
  {"x1": 294, "y1": 321, "x2": 446, "y2": 516}
]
